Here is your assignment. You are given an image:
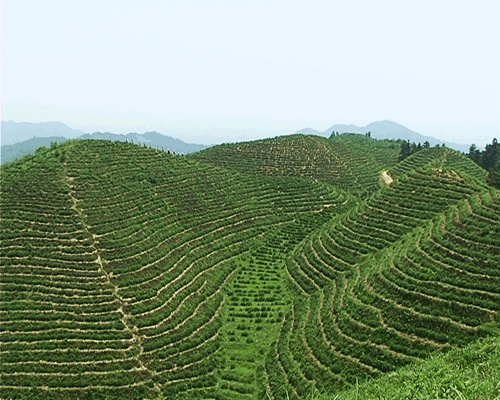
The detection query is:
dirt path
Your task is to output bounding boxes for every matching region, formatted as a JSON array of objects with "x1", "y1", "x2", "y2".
[{"x1": 61, "y1": 151, "x2": 162, "y2": 398}]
